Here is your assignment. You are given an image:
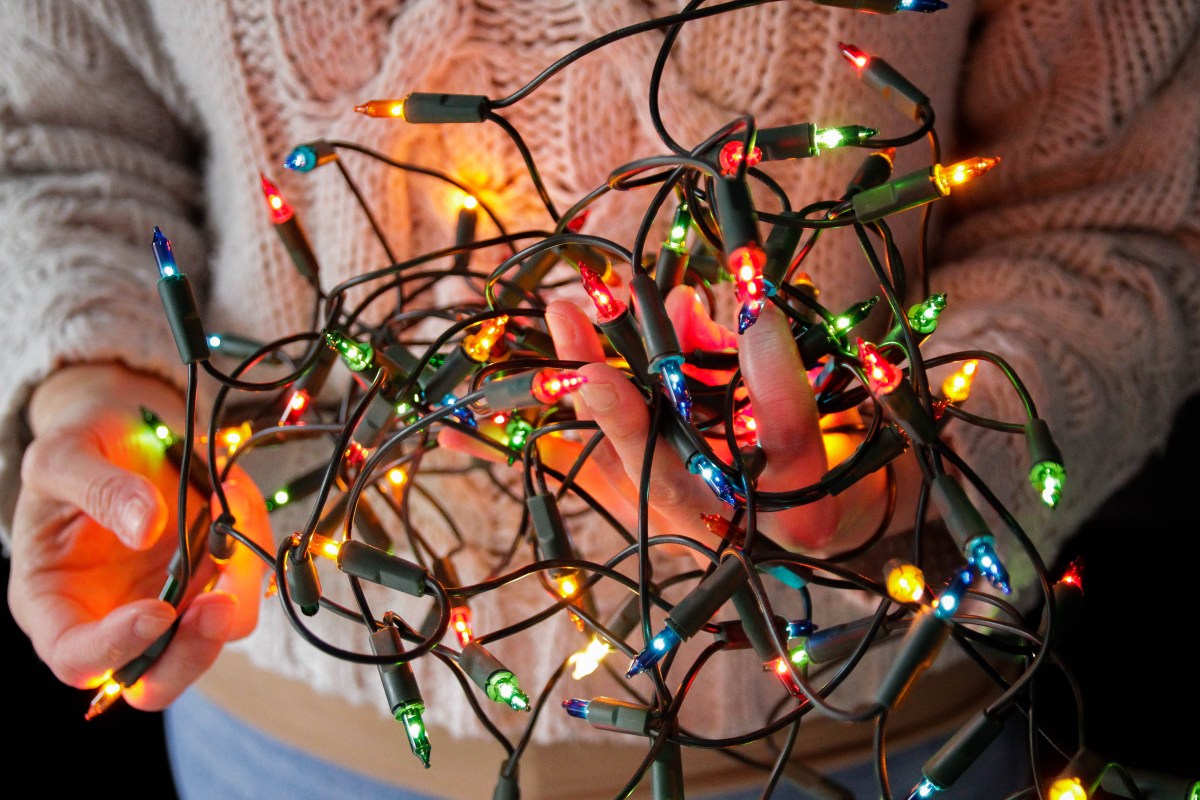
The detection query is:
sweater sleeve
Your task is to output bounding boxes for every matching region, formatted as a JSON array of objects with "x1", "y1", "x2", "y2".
[
  {"x1": 924, "y1": 0, "x2": 1200, "y2": 597},
  {"x1": 0, "y1": 1, "x2": 207, "y2": 549}
]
